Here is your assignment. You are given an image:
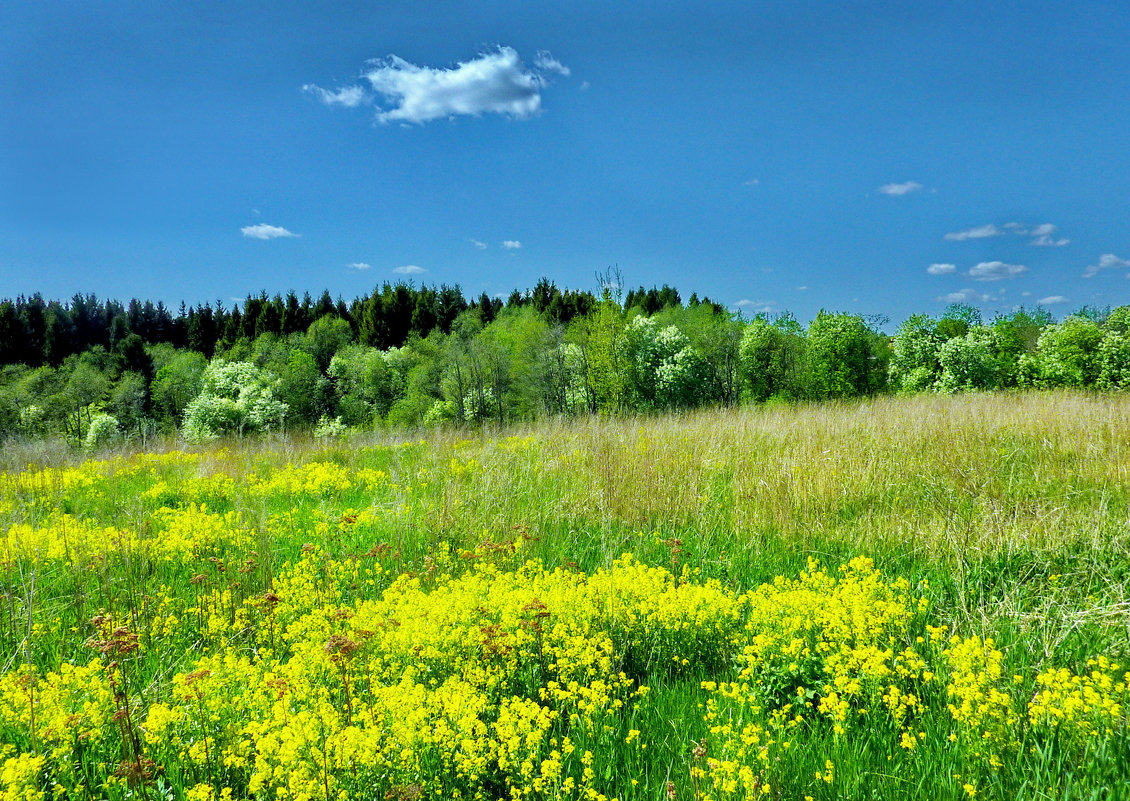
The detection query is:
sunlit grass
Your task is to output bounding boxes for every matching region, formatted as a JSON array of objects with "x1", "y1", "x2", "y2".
[{"x1": 1, "y1": 390, "x2": 1129, "y2": 799}]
